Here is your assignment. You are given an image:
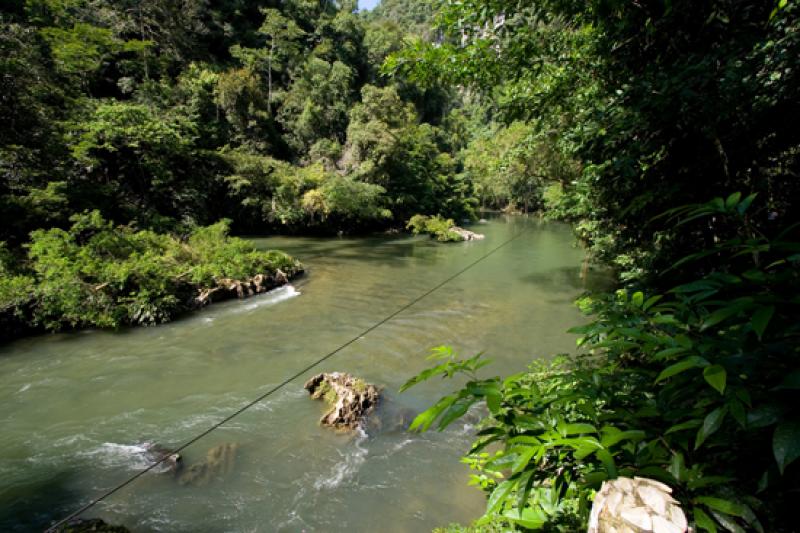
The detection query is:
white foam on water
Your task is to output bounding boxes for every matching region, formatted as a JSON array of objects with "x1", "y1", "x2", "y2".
[
  {"x1": 79, "y1": 442, "x2": 159, "y2": 471},
  {"x1": 242, "y1": 284, "x2": 301, "y2": 311},
  {"x1": 313, "y1": 427, "x2": 369, "y2": 490},
  {"x1": 17, "y1": 383, "x2": 31, "y2": 393}
]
